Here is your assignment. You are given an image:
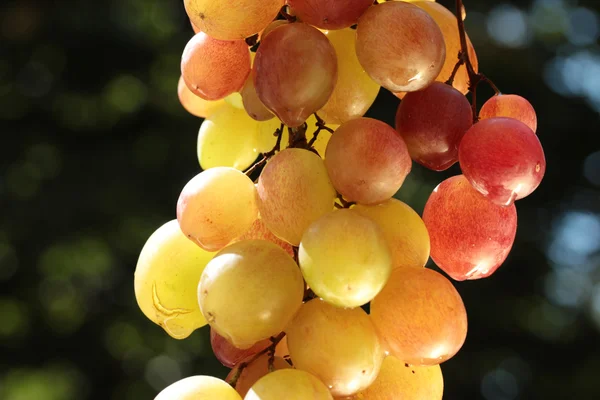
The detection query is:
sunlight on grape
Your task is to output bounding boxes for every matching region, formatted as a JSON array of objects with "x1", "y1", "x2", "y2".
[
  {"x1": 547, "y1": 211, "x2": 600, "y2": 269},
  {"x1": 144, "y1": 355, "x2": 182, "y2": 391},
  {"x1": 487, "y1": 4, "x2": 531, "y2": 48}
]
